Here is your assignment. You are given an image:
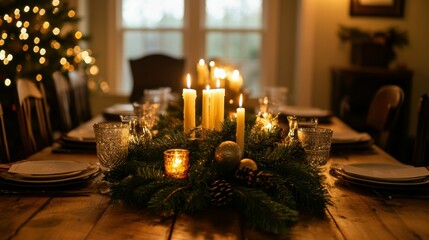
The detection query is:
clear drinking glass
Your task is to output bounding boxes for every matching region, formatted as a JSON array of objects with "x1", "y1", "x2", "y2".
[{"x1": 297, "y1": 127, "x2": 333, "y2": 167}]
